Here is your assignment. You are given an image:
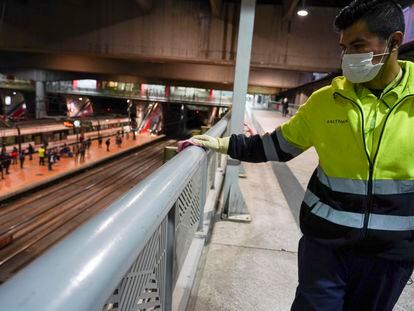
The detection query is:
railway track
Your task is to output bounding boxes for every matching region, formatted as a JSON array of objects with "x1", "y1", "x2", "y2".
[{"x1": 0, "y1": 138, "x2": 176, "y2": 283}]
